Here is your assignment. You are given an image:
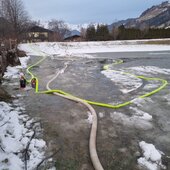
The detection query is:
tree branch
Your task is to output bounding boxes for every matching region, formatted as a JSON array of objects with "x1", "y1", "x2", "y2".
[{"x1": 36, "y1": 148, "x2": 61, "y2": 170}]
